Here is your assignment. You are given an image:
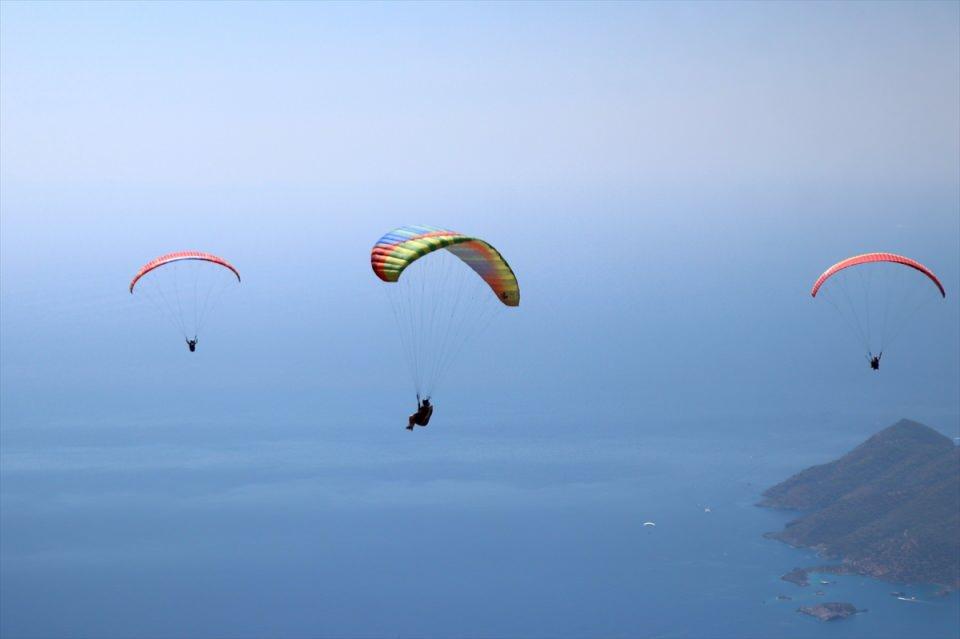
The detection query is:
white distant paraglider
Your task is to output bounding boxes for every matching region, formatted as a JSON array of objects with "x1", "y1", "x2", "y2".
[{"x1": 642, "y1": 521, "x2": 656, "y2": 527}]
